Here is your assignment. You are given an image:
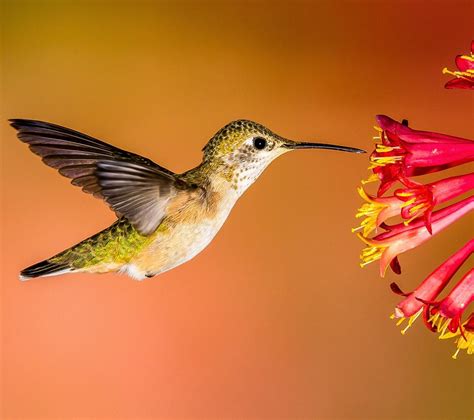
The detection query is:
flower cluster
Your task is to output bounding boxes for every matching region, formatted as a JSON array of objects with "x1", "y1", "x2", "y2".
[
  {"x1": 353, "y1": 114, "x2": 474, "y2": 358},
  {"x1": 353, "y1": 42, "x2": 474, "y2": 358}
]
